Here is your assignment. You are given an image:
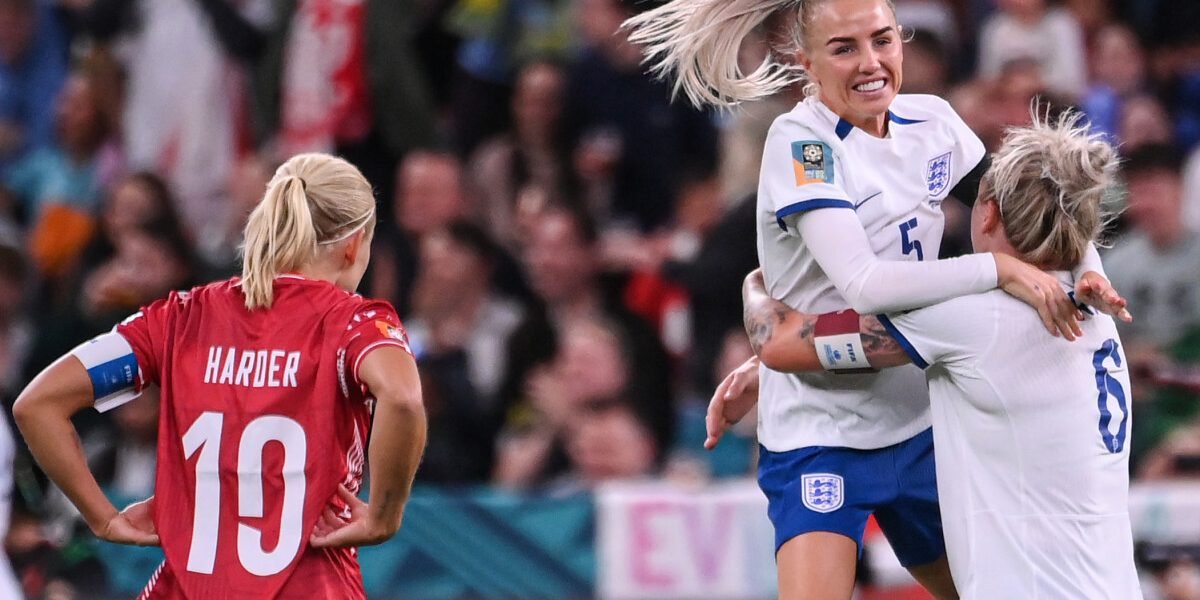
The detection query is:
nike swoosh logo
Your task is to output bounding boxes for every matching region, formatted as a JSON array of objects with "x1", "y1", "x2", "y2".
[{"x1": 854, "y1": 192, "x2": 882, "y2": 210}]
